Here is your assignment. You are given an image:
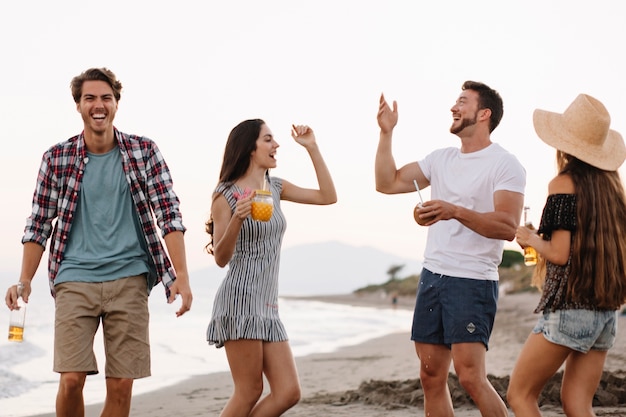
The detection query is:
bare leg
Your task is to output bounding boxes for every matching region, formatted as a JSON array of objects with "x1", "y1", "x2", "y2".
[
  {"x1": 507, "y1": 332, "x2": 571, "y2": 417},
  {"x1": 452, "y1": 342, "x2": 508, "y2": 417},
  {"x1": 220, "y1": 340, "x2": 264, "y2": 417},
  {"x1": 101, "y1": 377, "x2": 133, "y2": 417},
  {"x1": 56, "y1": 372, "x2": 87, "y2": 417},
  {"x1": 415, "y1": 342, "x2": 454, "y2": 417},
  {"x1": 250, "y1": 341, "x2": 301, "y2": 416},
  {"x1": 561, "y1": 349, "x2": 607, "y2": 417}
]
